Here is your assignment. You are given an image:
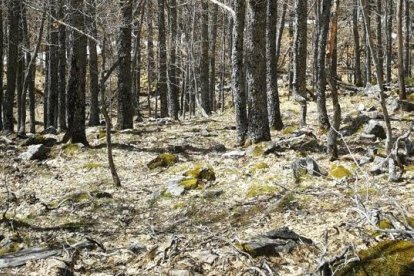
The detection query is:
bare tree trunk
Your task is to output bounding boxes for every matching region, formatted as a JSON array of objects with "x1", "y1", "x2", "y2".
[
  {"x1": 47, "y1": 0, "x2": 59, "y2": 128},
  {"x1": 58, "y1": 0, "x2": 67, "y2": 130},
  {"x1": 293, "y1": 0, "x2": 308, "y2": 127},
  {"x1": 247, "y1": 0, "x2": 270, "y2": 143},
  {"x1": 4, "y1": 0, "x2": 21, "y2": 133},
  {"x1": 397, "y1": 0, "x2": 406, "y2": 99},
  {"x1": 168, "y1": 0, "x2": 179, "y2": 119},
  {"x1": 64, "y1": 0, "x2": 88, "y2": 144},
  {"x1": 117, "y1": 0, "x2": 134, "y2": 129},
  {"x1": 157, "y1": 0, "x2": 169, "y2": 118},
  {"x1": 376, "y1": 0, "x2": 384, "y2": 86},
  {"x1": 315, "y1": 0, "x2": 332, "y2": 130},
  {"x1": 0, "y1": 0, "x2": 3, "y2": 131},
  {"x1": 232, "y1": 0, "x2": 247, "y2": 144},
  {"x1": 364, "y1": 0, "x2": 372, "y2": 84},
  {"x1": 147, "y1": 3, "x2": 155, "y2": 118},
  {"x1": 132, "y1": 2, "x2": 145, "y2": 122},
  {"x1": 327, "y1": 0, "x2": 341, "y2": 160},
  {"x1": 209, "y1": 4, "x2": 219, "y2": 112},
  {"x1": 266, "y1": 0, "x2": 283, "y2": 130},
  {"x1": 404, "y1": 0, "x2": 411, "y2": 77},
  {"x1": 88, "y1": 0, "x2": 100, "y2": 126},
  {"x1": 353, "y1": 0, "x2": 363, "y2": 86},
  {"x1": 385, "y1": 0, "x2": 393, "y2": 84},
  {"x1": 200, "y1": 1, "x2": 211, "y2": 115}
]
